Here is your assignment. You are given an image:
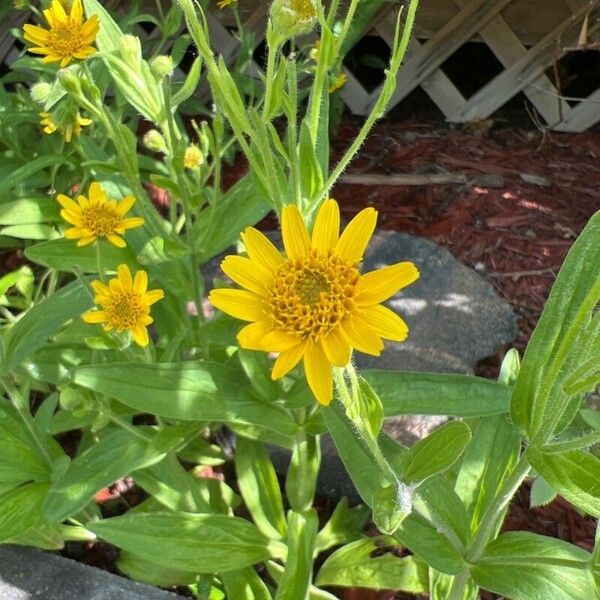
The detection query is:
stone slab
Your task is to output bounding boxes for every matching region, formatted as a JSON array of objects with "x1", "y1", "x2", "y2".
[{"x1": 0, "y1": 545, "x2": 182, "y2": 600}]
